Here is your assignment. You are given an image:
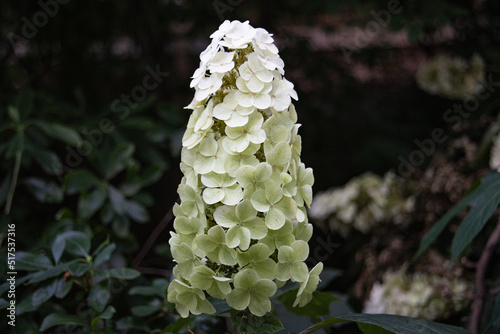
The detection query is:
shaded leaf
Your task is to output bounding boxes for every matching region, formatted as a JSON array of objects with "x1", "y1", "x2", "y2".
[
  {"x1": 54, "y1": 277, "x2": 73, "y2": 299},
  {"x1": 451, "y1": 172, "x2": 500, "y2": 260},
  {"x1": 88, "y1": 282, "x2": 110, "y2": 312},
  {"x1": 125, "y1": 200, "x2": 149, "y2": 223},
  {"x1": 78, "y1": 184, "x2": 107, "y2": 220},
  {"x1": 277, "y1": 289, "x2": 339, "y2": 319},
  {"x1": 65, "y1": 169, "x2": 100, "y2": 195},
  {"x1": 40, "y1": 313, "x2": 86, "y2": 331},
  {"x1": 33, "y1": 120, "x2": 83, "y2": 147},
  {"x1": 28, "y1": 147, "x2": 62, "y2": 176},
  {"x1": 108, "y1": 184, "x2": 126, "y2": 215},
  {"x1": 103, "y1": 143, "x2": 135, "y2": 180},
  {"x1": 67, "y1": 262, "x2": 92, "y2": 277},
  {"x1": 52, "y1": 234, "x2": 66, "y2": 264},
  {"x1": 24, "y1": 177, "x2": 63, "y2": 203},
  {"x1": 8, "y1": 105, "x2": 20, "y2": 123},
  {"x1": 100, "y1": 268, "x2": 140, "y2": 280},
  {"x1": 162, "y1": 317, "x2": 194, "y2": 333},
  {"x1": 94, "y1": 243, "x2": 116, "y2": 267},
  {"x1": 16, "y1": 252, "x2": 53, "y2": 271},
  {"x1": 91, "y1": 306, "x2": 116, "y2": 327},
  {"x1": 32, "y1": 280, "x2": 57, "y2": 307},
  {"x1": 414, "y1": 178, "x2": 482, "y2": 259},
  {"x1": 232, "y1": 312, "x2": 284, "y2": 334},
  {"x1": 131, "y1": 304, "x2": 162, "y2": 317},
  {"x1": 28, "y1": 263, "x2": 68, "y2": 284},
  {"x1": 6, "y1": 131, "x2": 24, "y2": 158},
  {"x1": 299, "y1": 313, "x2": 470, "y2": 334},
  {"x1": 62, "y1": 231, "x2": 91, "y2": 257}
]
